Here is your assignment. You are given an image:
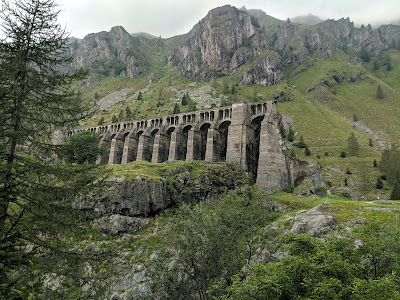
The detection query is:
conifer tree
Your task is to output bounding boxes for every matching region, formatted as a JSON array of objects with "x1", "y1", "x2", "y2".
[
  {"x1": 287, "y1": 125, "x2": 295, "y2": 142},
  {"x1": 347, "y1": 132, "x2": 360, "y2": 156},
  {"x1": 0, "y1": 0, "x2": 103, "y2": 297},
  {"x1": 173, "y1": 103, "x2": 180, "y2": 114},
  {"x1": 376, "y1": 85, "x2": 384, "y2": 99}
]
